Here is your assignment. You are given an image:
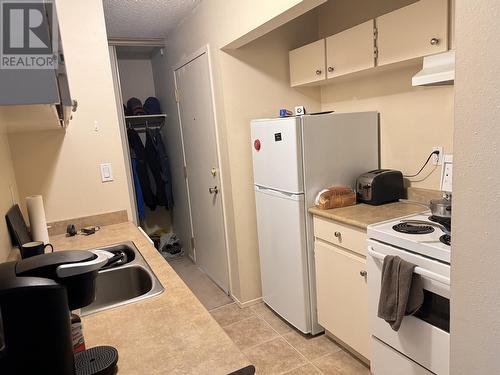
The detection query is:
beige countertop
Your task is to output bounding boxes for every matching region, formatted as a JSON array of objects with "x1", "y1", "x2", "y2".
[
  {"x1": 49, "y1": 222, "x2": 249, "y2": 375},
  {"x1": 309, "y1": 202, "x2": 427, "y2": 230}
]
